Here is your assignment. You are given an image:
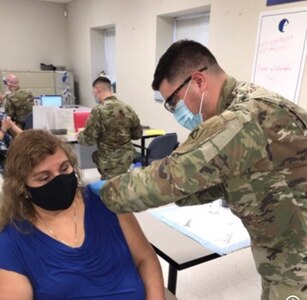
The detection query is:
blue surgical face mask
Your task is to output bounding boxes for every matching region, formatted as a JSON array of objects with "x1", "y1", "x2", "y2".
[
  {"x1": 93, "y1": 89, "x2": 100, "y2": 104},
  {"x1": 173, "y1": 81, "x2": 204, "y2": 130}
]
